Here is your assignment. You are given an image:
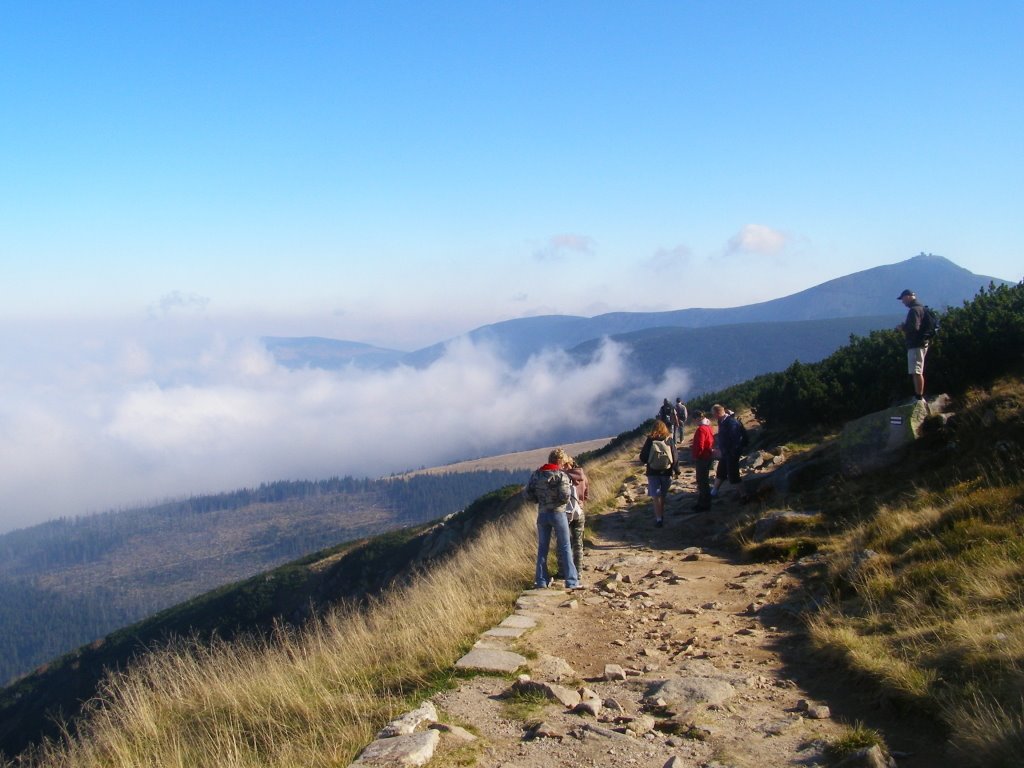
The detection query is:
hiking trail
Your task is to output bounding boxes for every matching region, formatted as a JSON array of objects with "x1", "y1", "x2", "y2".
[{"x1": 357, "y1": 440, "x2": 947, "y2": 768}]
